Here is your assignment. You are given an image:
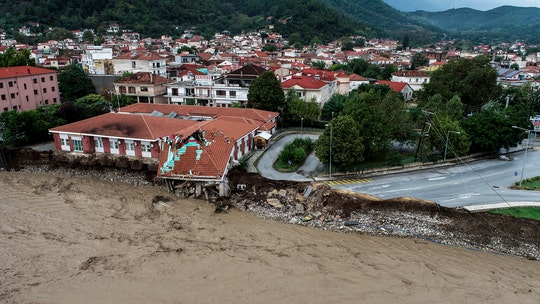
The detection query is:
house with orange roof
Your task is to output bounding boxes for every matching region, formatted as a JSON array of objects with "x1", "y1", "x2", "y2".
[
  {"x1": 49, "y1": 103, "x2": 278, "y2": 197},
  {"x1": 0, "y1": 66, "x2": 60, "y2": 112},
  {"x1": 114, "y1": 72, "x2": 172, "y2": 104},
  {"x1": 376, "y1": 80, "x2": 414, "y2": 101},
  {"x1": 391, "y1": 70, "x2": 430, "y2": 91},
  {"x1": 281, "y1": 76, "x2": 333, "y2": 106},
  {"x1": 334, "y1": 72, "x2": 369, "y2": 94}
]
